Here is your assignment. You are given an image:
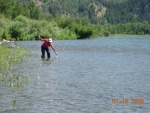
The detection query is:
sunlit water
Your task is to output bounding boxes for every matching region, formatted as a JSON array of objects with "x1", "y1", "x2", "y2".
[{"x1": 0, "y1": 36, "x2": 150, "y2": 113}]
